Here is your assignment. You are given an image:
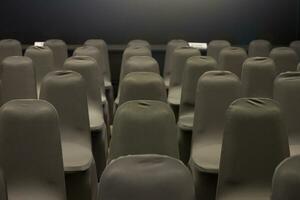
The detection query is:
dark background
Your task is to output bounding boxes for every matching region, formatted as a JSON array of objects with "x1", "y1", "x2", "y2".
[{"x1": 0, "y1": 0, "x2": 299, "y2": 45}]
